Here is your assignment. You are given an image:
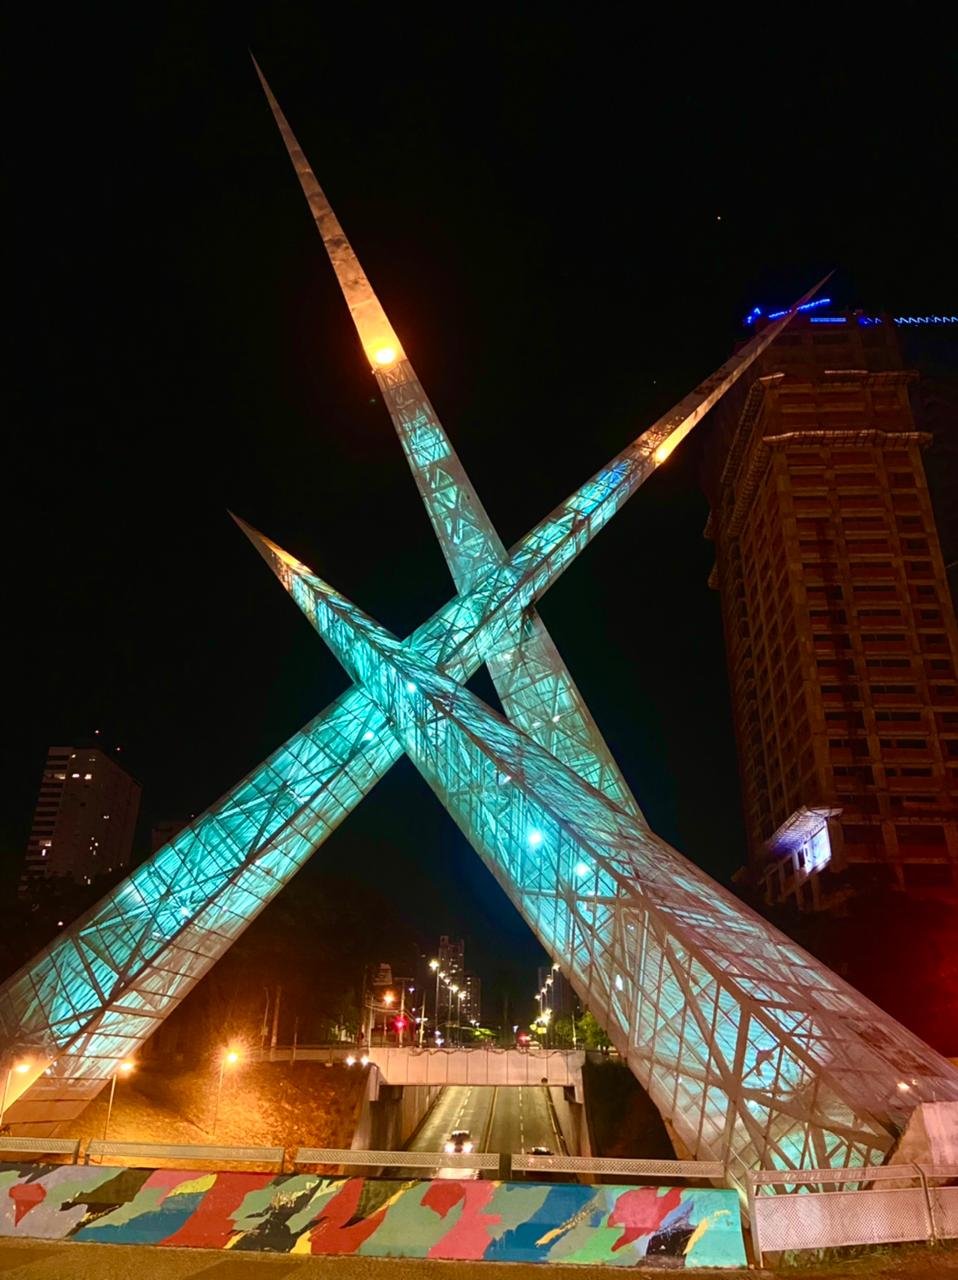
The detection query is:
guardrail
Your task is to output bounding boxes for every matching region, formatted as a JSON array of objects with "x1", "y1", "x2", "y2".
[
  {"x1": 85, "y1": 1140, "x2": 286, "y2": 1170},
  {"x1": 293, "y1": 1147, "x2": 500, "y2": 1171},
  {"x1": 0, "y1": 1136, "x2": 81, "y2": 1164},
  {"x1": 748, "y1": 1163, "x2": 958, "y2": 1265},
  {"x1": 511, "y1": 1153, "x2": 724, "y2": 1179}
]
